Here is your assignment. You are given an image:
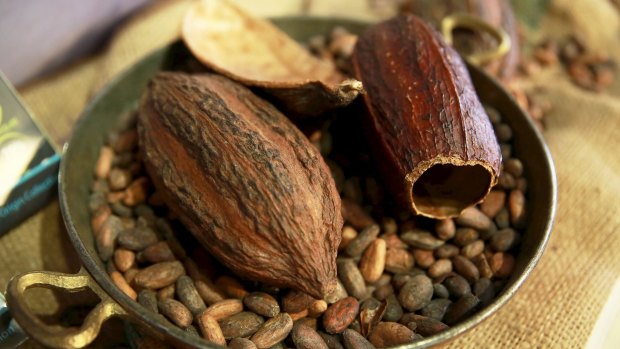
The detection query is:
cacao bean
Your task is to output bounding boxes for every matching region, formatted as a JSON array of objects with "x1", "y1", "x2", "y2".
[
  {"x1": 250, "y1": 313, "x2": 294, "y2": 349},
  {"x1": 122, "y1": 177, "x2": 149, "y2": 206},
  {"x1": 473, "y1": 278, "x2": 495, "y2": 307},
  {"x1": 384, "y1": 248, "x2": 414, "y2": 274},
  {"x1": 381, "y1": 217, "x2": 398, "y2": 235},
  {"x1": 402, "y1": 314, "x2": 448, "y2": 337},
  {"x1": 412, "y1": 249, "x2": 434, "y2": 269},
  {"x1": 138, "y1": 289, "x2": 158, "y2": 313},
  {"x1": 368, "y1": 322, "x2": 415, "y2": 348},
  {"x1": 383, "y1": 294, "x2": 403, "y2": 322},
  {"x1": 452, "y1": 255, "x2": 480, "y2": 282},
  {"x1": 117, "y1": 227, "x2": 159, "y2": 251},
  {"x1": 346, "y1": 224, "x2": 380, "y2": 257},
  {"x1": 490, "y1": 252, "x2": 515, "y2": 278},
  {"x1": 461, "y1": 240, "x2": 485, "y2": 259},
  {"x1": 195, "y1": 280, "x2": 225, "y2": 305},
  {"x1": 433, "y1": 284, "x2": 450, "y2": 299},
  {"x1": 244, "y1": 292, "x2": 280, "y2": 317},
  {"x1": 159, "y1": 299, "x2": 193, "y2": 328},
  {"x1": 318, "y1": 331, "x2": 344, "y2": 349},
  {"x1": 323, "y1": 297, "x2": 359, "y2": 334},
  {"x1": 141, "y1": 241, "x2": 176, "y2": 263},
  {"x1": 114, "y1": 248, "x2": 135, "y2": 272},
  {"x1": 444, "y1": 294, "x2": 480, "y2": 325},
  {"x1": 324, "y1": 280, "x2": 349, "y2": 304},
  {"x1": 480, "y1": 190, "x2": 506, "y2": 218},
  {"x1": 453, "y1": 228, "x2": 479, "y2": 247},
  {"x1": 337, "y1": 259, "x2": 367, "y2": 300},
  {"x1": 490, "y1": 228, "x2": 519, "y2": 252},
  {"x1": 110, "y1": 271, "x2": 137, "y2": 300},
  {"x1": 401, "y1": 230, "x2": 444, "y2": 250},
  {"x1": 282, "y1": 290, "x2": 317, "y2": 314},
  {"x1": 434, "y1": 219, "x2": 455, "y2": 240},
  {"x1": 455, "y1": 207, "x2": 493, "y2": 232},
  {"x1": 230, "y1": 338, "x2": 258, "y2": 349},
  {"x1": 397, "y1": 274, "x2": 433, "y2": 311},
  {"x1": 508, "y1": 189, "x2": 527, "y2": 228},
  {"x1": 292, "y1": 324, "x2": 329, "y2": 349},
  {"x1": 359, "y1": 239, "x2": 386, "y2": 282},
  {"x1": 95, "y1": 147, "x2": 114, "y2": 179},
  {"x1": 108, "y1": 168, "x2": 132, "y2": 191},
  {"x1": 134, "y1": 261, "x2": 185, "y2": 289},
  {"x1": 216, "y1": 276, "x2": 248, "y2": 299},
  {"x1": 342, "y1": 329, "x2": 375, "y2": 349},
  {"x1": 176, "y1": 275, "x2": 207, "y2": 316},
  {"x1": 219, "y1": 312, "x2": 264, "y2": 339},
  {"x1": 197, "y1": 313, "x2": 227, "y2": 345},
  {"x1": 157, "y1": 284, "x2": 175, "y2": 301},
  {"x1": 472, "y1": 254, "x2": 494, "y2": 279},
  {"x1": 443, "y1": 275, "x2": 471, "y2": 299},
  {"x1": 96, "y1": 215, "x2": 123, "y2": 261},
  {"x1": 420, "y1": 299, "x2": 452, "y2": 321},
  {"x1": 427, "y1": 259, "x2": 453, "y2": 278},
  {"x1": 202, "y1": 299, "x2": 244, "y2": 320},
  {"x1": 434, "y1": 244, "x2": 459, "y2": 259},
  {"x1": 308, "y1": 300, "x2": 328, "y2": 318},
  {"x1": 339, "y1": 226, "x2": 358, "y2": 251}
]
